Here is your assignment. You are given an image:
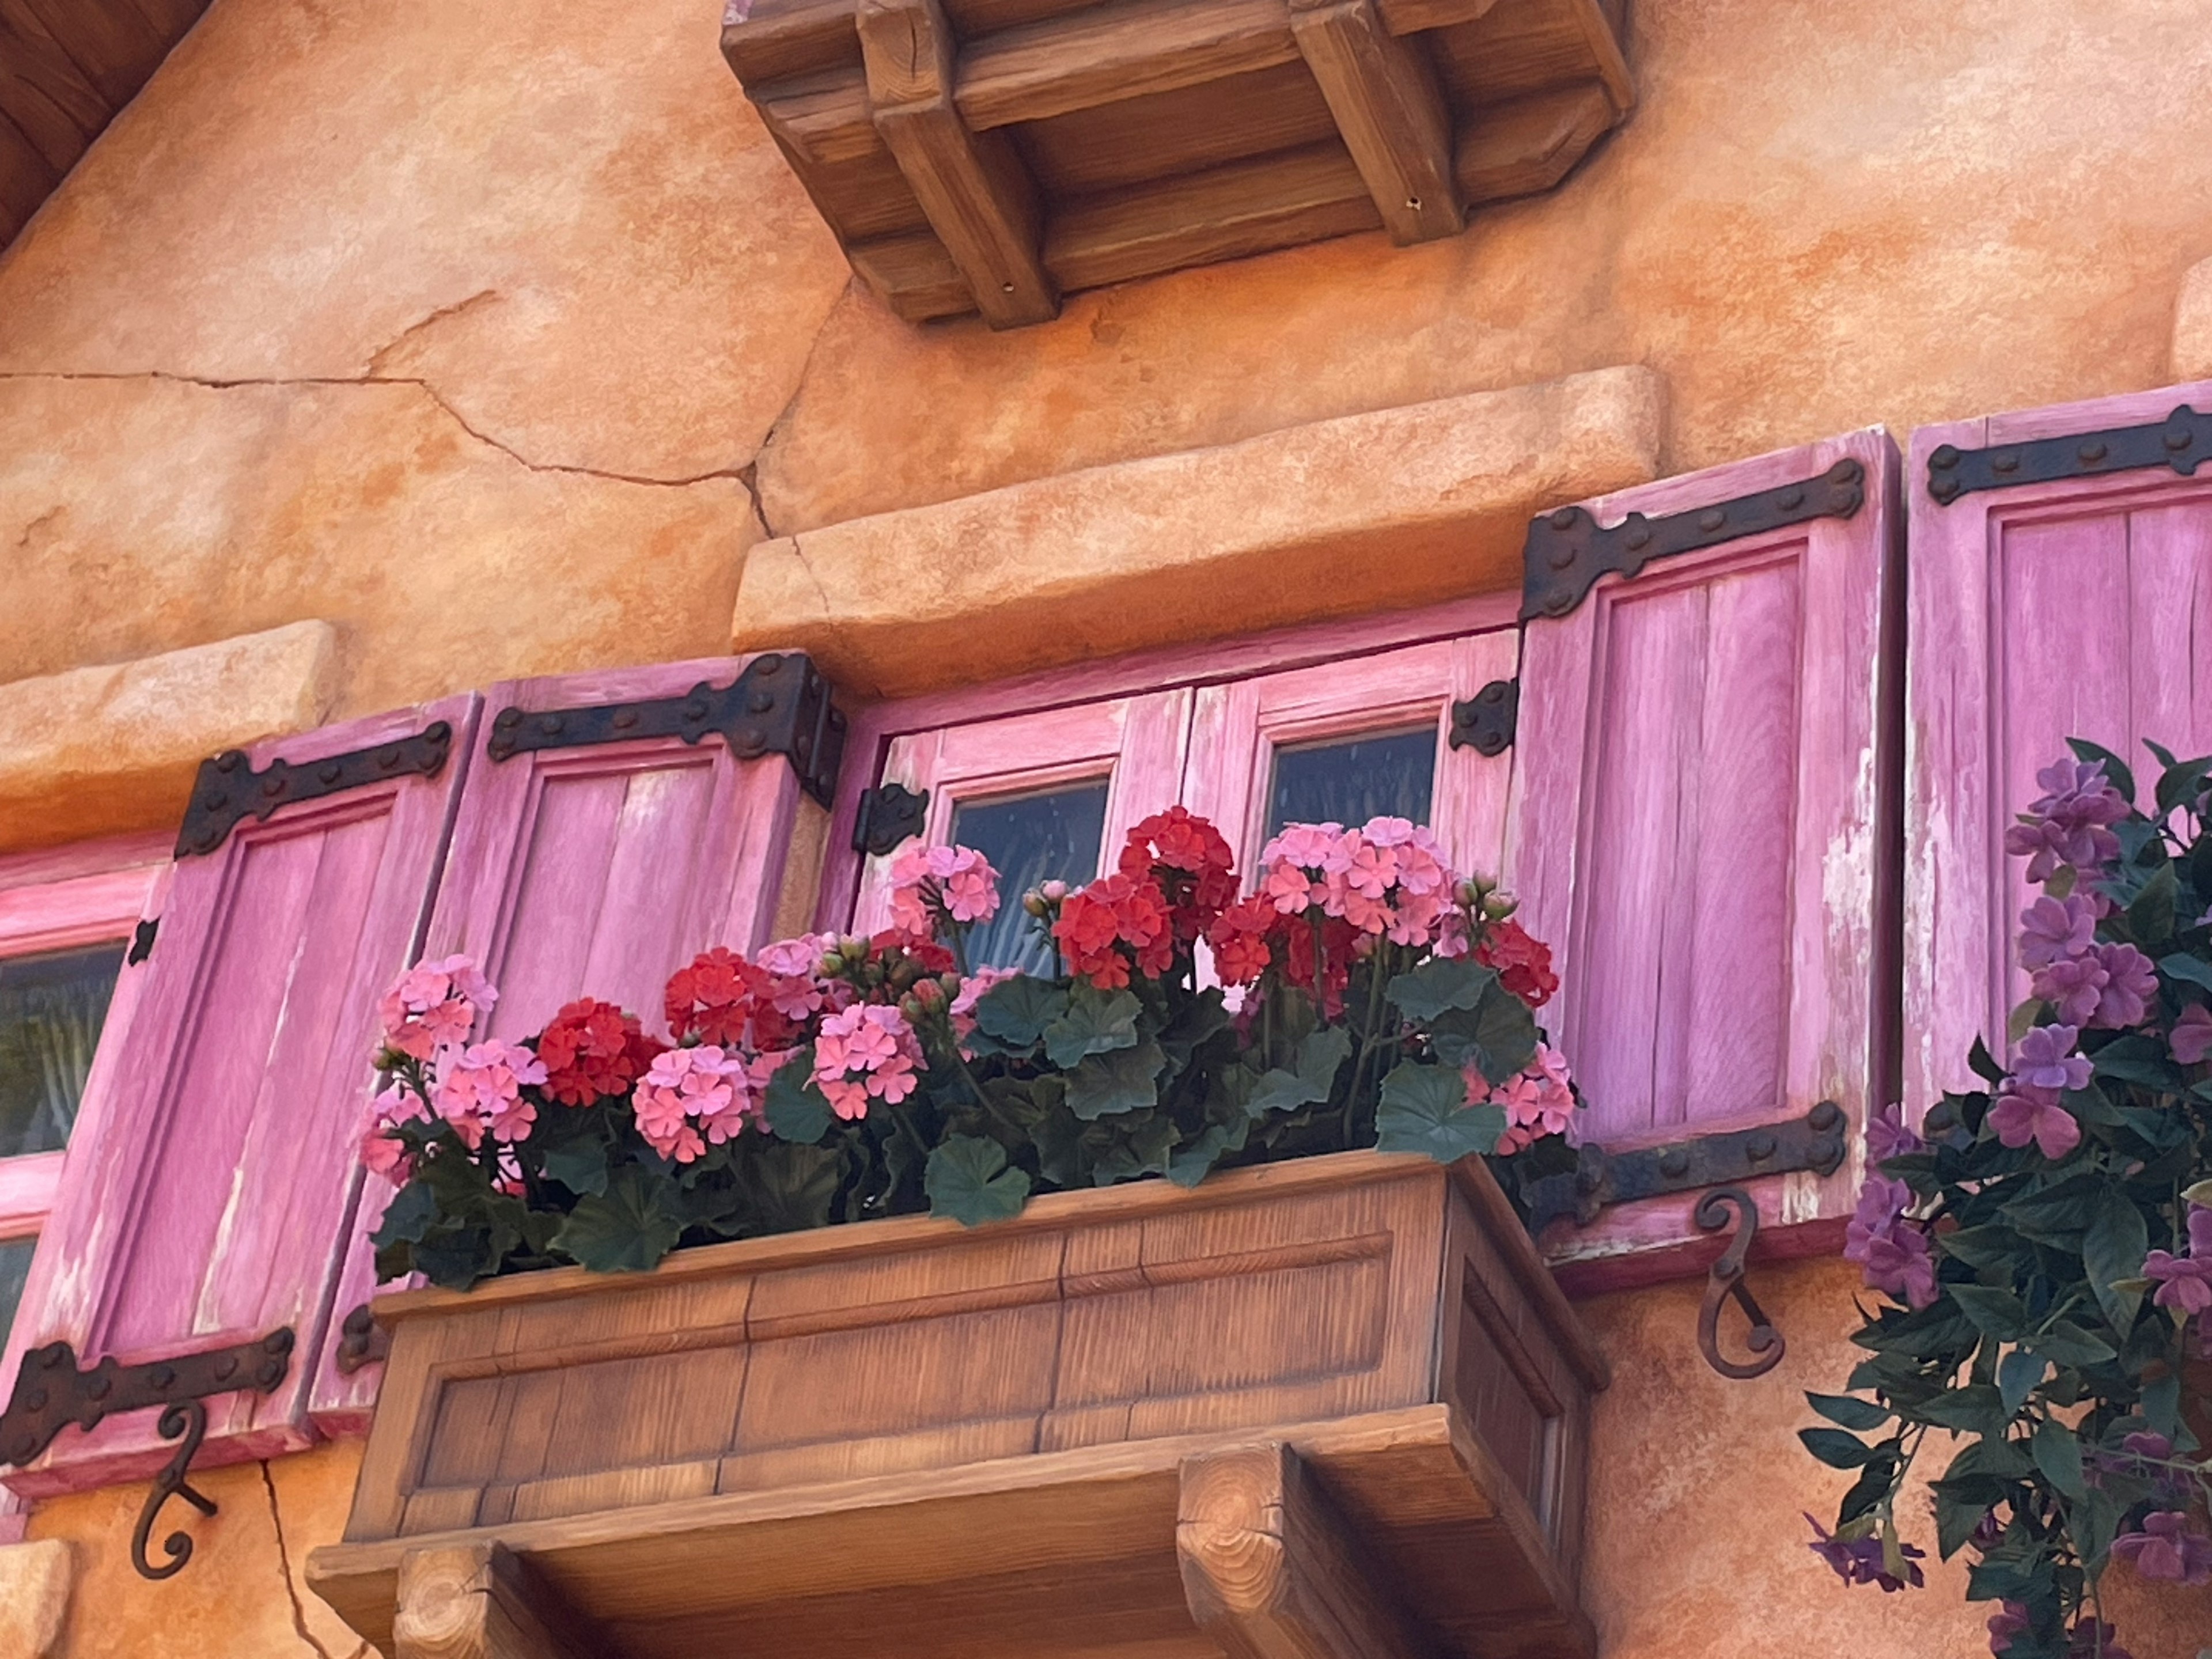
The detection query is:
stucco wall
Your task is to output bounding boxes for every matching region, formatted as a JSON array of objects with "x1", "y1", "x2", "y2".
[{"x1": 3, "y1": 0, "x2": 2212, "y2": 1652}]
